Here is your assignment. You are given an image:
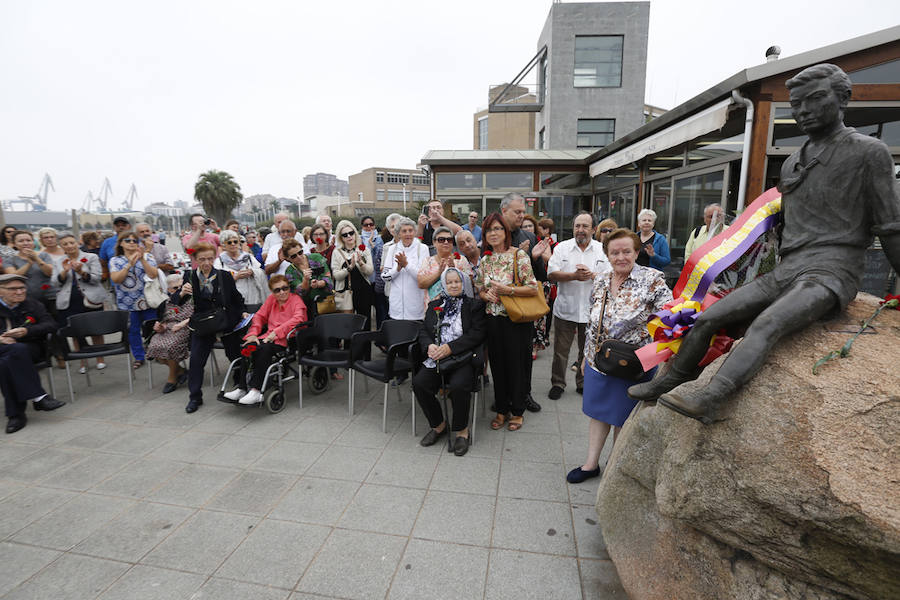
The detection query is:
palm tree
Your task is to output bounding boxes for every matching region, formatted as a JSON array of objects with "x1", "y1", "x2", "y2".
[{"x1": 194, "y1": 170, "x2": 243, "y2": 224}]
